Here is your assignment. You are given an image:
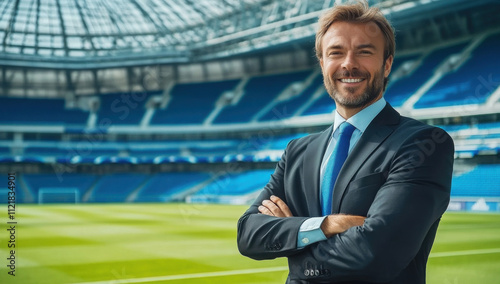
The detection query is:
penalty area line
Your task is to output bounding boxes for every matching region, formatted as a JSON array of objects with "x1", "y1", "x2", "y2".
[{"x1": 73, "y1": 248, "x2": 500, "y2": 284}]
